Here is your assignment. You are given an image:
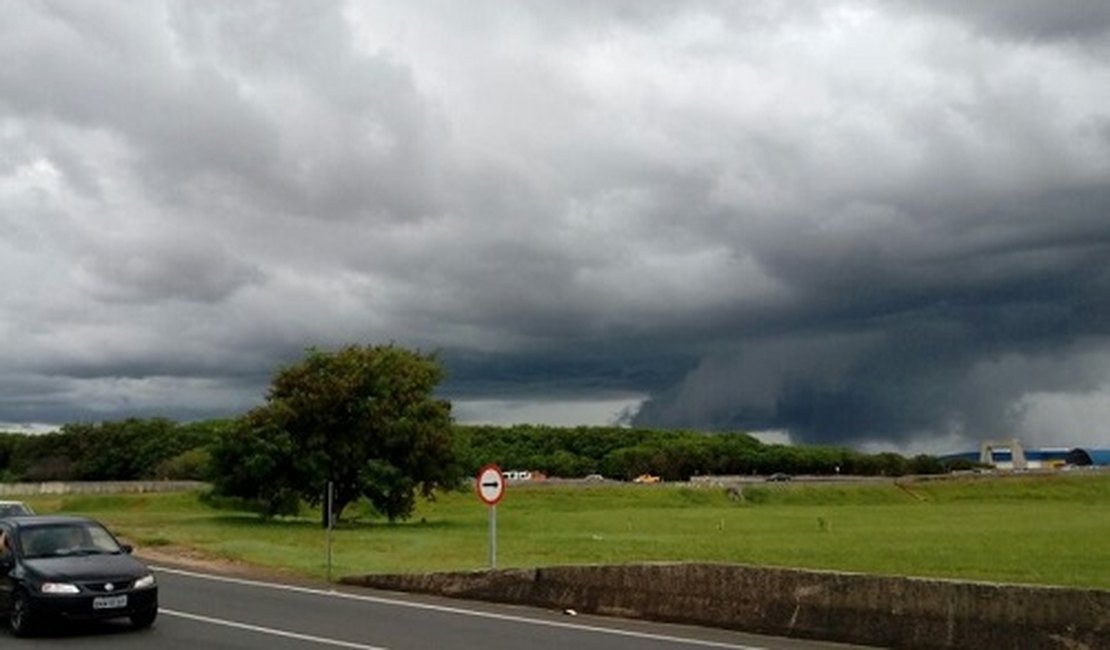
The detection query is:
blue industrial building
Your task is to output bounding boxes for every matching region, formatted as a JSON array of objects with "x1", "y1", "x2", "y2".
[{"x1": 942, "y1": 444, "x2": 1110, "y2": 470}]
